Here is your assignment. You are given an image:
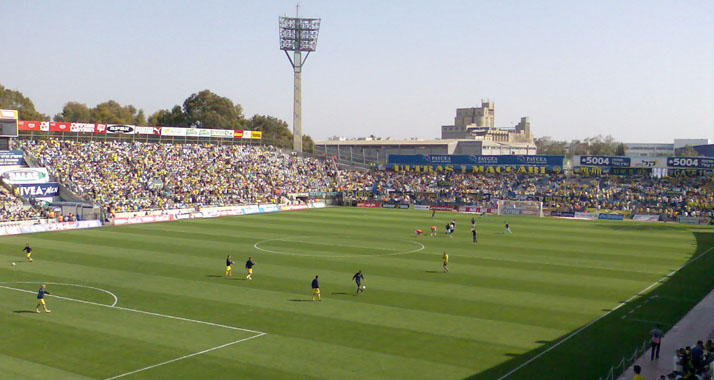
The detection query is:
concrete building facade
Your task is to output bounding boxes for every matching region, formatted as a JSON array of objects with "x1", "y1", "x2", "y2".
[{"x1": 441, "y1": 101, "x2": 532, "y2": 143}]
